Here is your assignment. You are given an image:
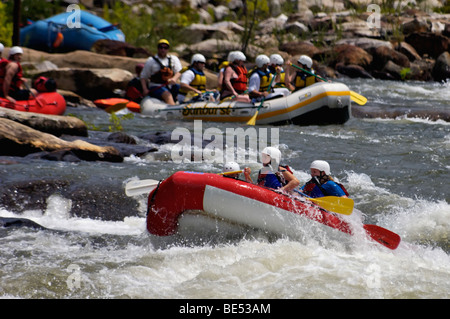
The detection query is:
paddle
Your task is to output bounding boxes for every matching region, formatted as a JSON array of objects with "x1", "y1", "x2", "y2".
[
  {"x1": 23, "y1": 81, "x2": 44, "y2": 108},
  {"x1": 125, "y1": 179, "x2": 160, "y2": 197},
  {"x1": 125, "y1": 171, "x2": 243, "y2": 196},
  {"x1": 363, "y1": 224, "x2": 401, "y2": 250},
  {"x1": 294, "y1": 189, "x2": 354, "y2": 215},
  {"x1": 105, "y1": 101, "x2": 129, "y2": 113},
  {"x1": 289, "y1": 63, "x2": 368, "y2": 106},
  {"x1": 247, "y1": 73, "x2": 277, "y2": 125},
  {"x1": 306, "y1": 195, "x2": 354, "y2": 215}
]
